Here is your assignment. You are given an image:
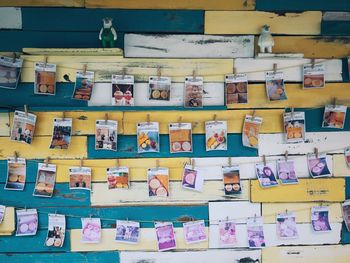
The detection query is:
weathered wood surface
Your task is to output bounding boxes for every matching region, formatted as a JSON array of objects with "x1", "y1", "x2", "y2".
[
  {"x1": 256, "y1": 0, "x2": 350, "y2": 11},
  {"x1": 333, "y1": 154, "x2": 350, "y2": 177},
  {"x1": 0, "y1": 207, "x2": 15, "y2": 235},
  {"x1": 23, "y1": 48, "x2": 123, "y2": 56},
  {"x1": 0, "y1": 0, "x2": 84, "y2": 7},
  {"x1": 0, "y1": 7, "x2": 21, "y2": 29}
]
